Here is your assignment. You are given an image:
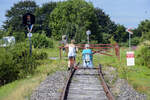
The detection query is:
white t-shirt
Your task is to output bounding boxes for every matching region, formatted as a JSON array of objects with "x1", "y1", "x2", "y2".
[{"x1": 68, "y1": 45, "x2": 76, "y2": 57}]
